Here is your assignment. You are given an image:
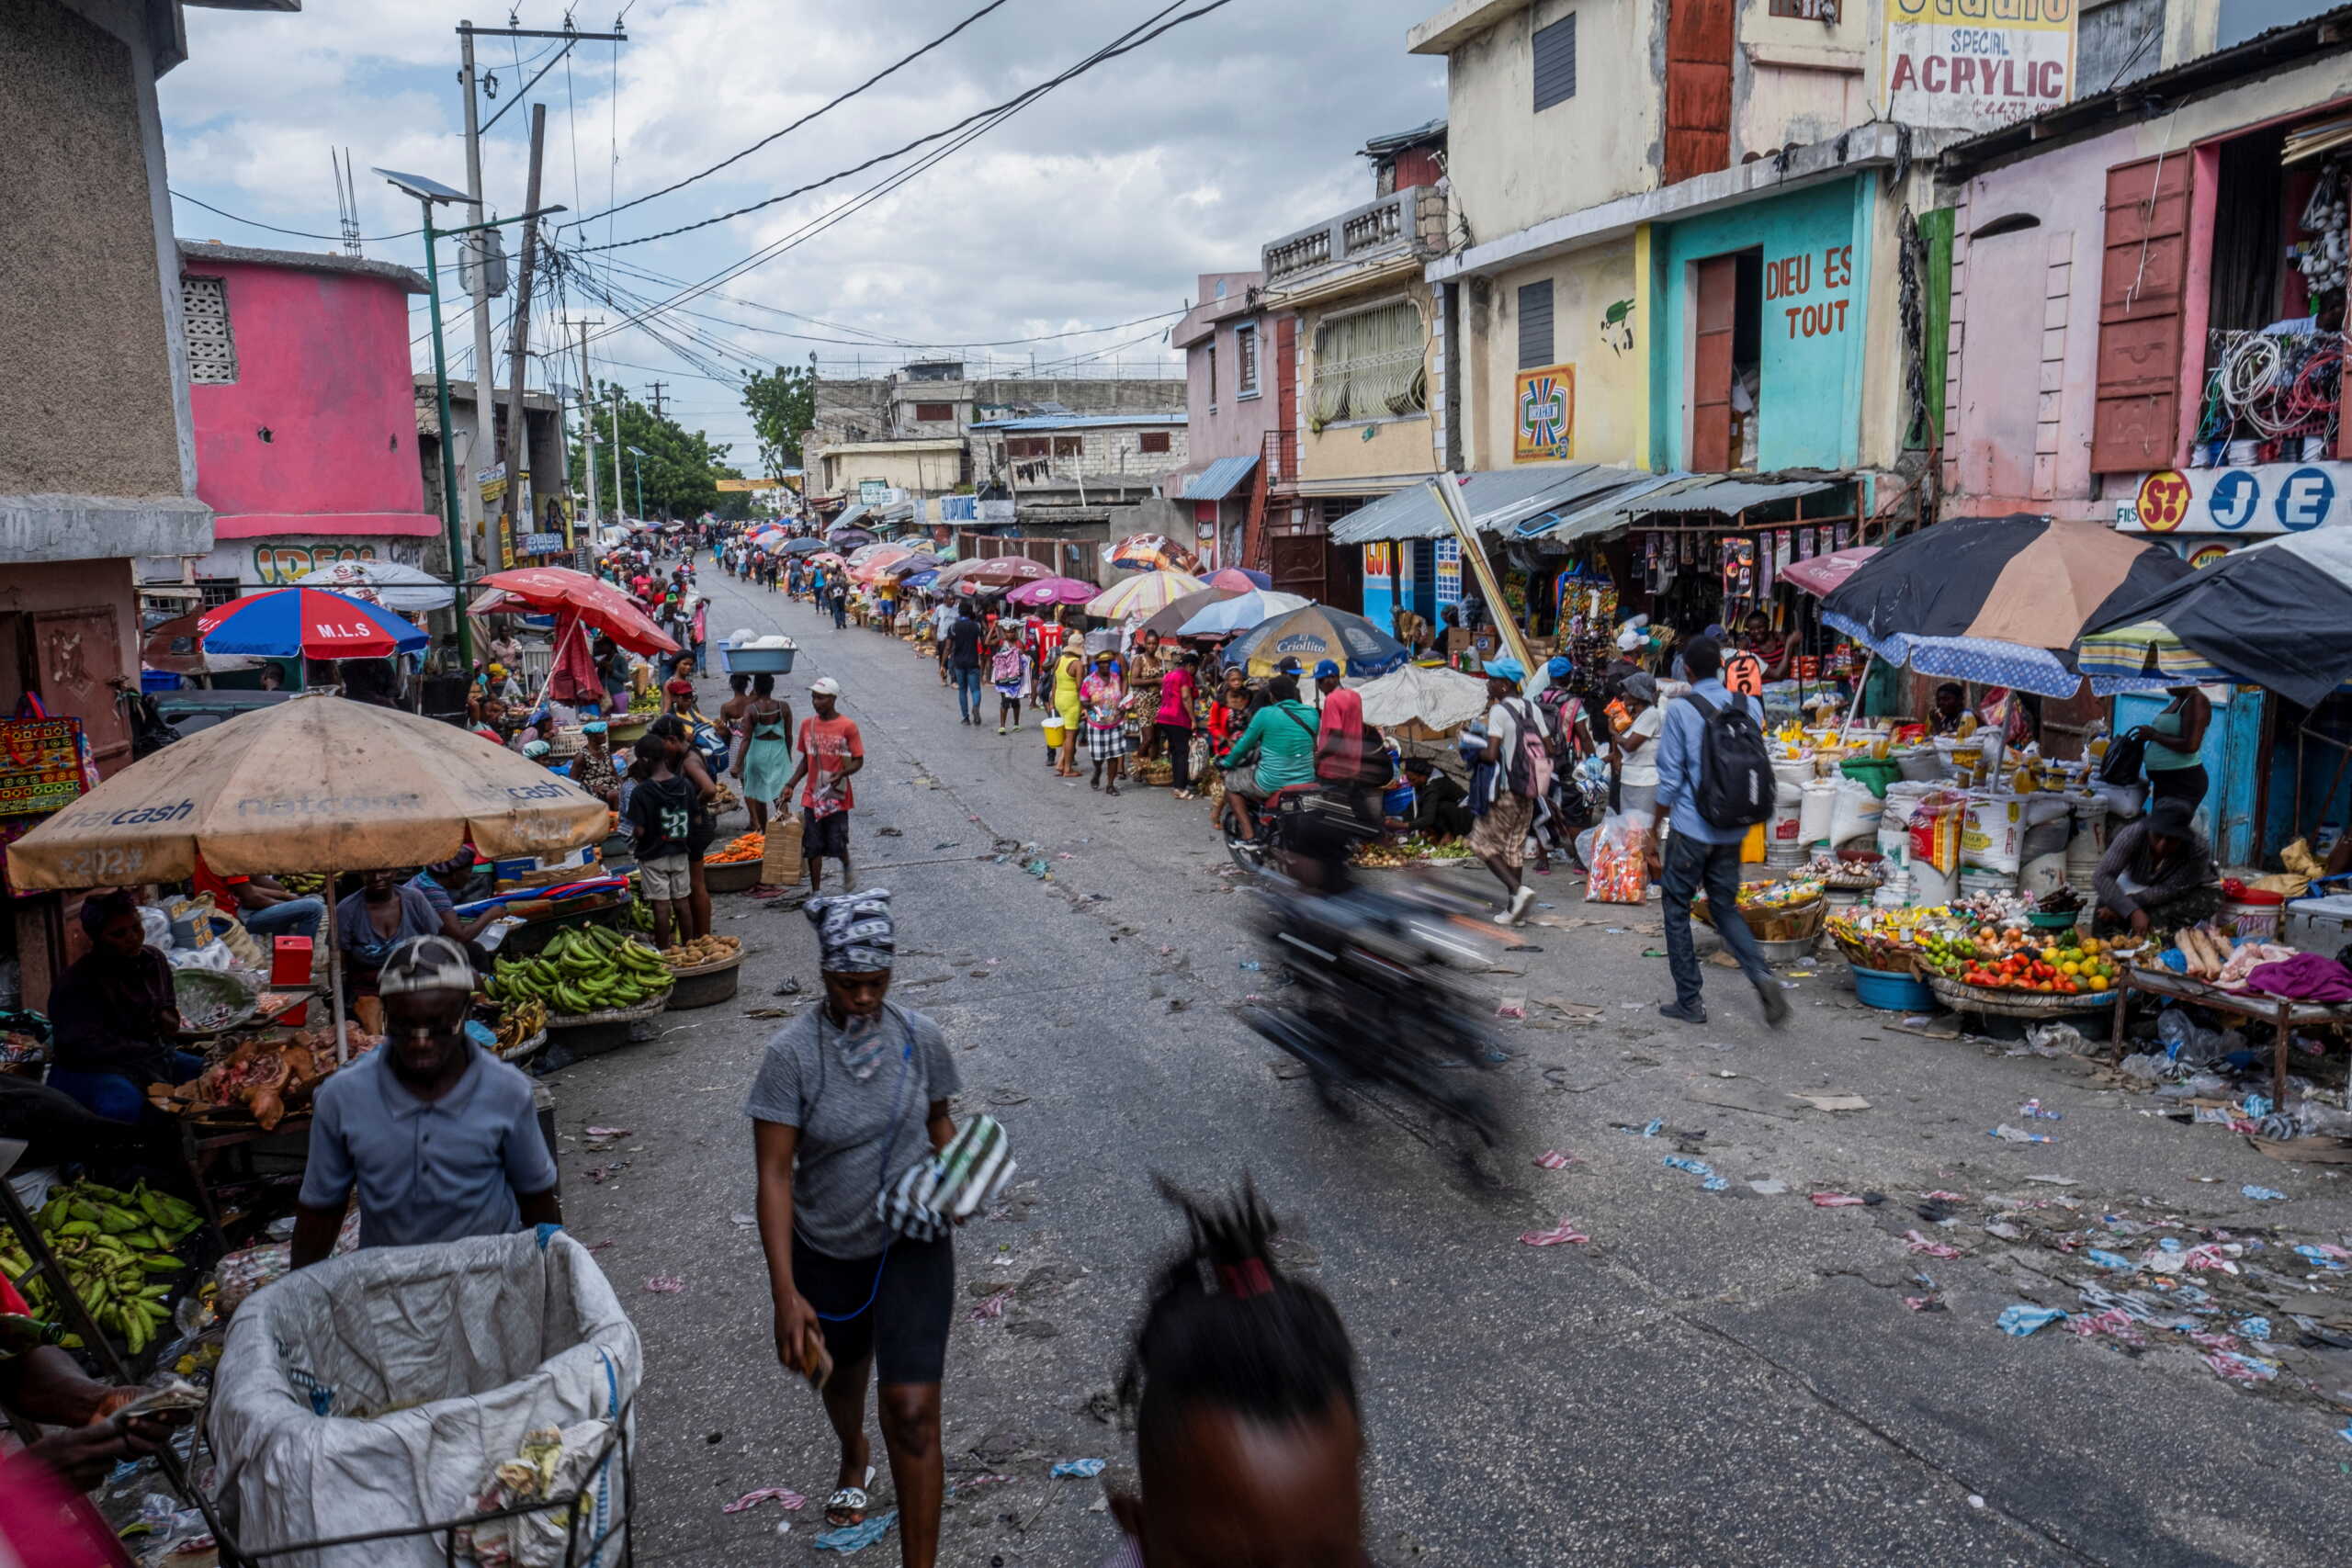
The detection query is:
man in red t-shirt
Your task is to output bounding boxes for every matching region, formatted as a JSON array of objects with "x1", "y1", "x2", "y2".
[{"x1": 781, "y1": 677, "x2": 865, "y2": 895}]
